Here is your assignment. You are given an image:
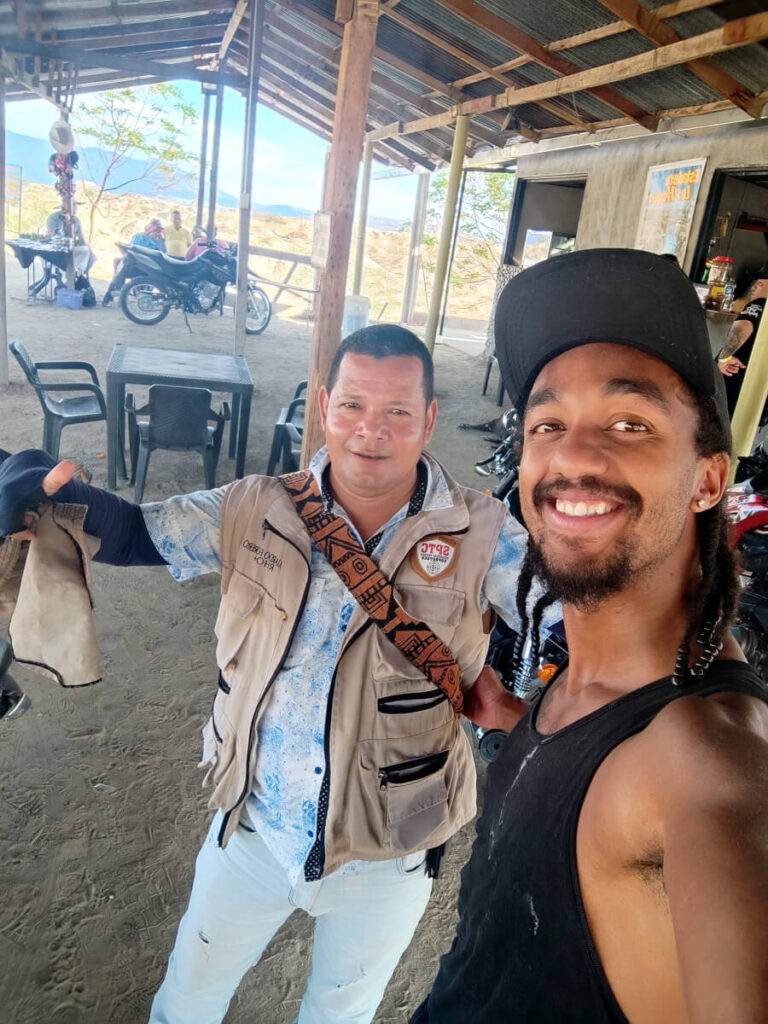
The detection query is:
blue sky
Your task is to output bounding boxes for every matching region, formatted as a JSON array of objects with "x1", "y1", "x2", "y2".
[{"x1": 5, "y1": 80, "x2": 421, "y2": 221}]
